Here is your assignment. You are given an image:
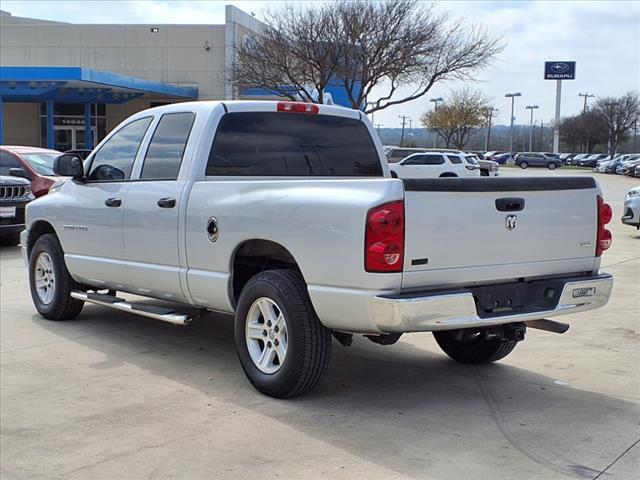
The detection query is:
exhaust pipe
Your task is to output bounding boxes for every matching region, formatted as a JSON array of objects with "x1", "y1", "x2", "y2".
[{"x1": 526, "y1": 319, "x2": 570, "y2": 334}]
